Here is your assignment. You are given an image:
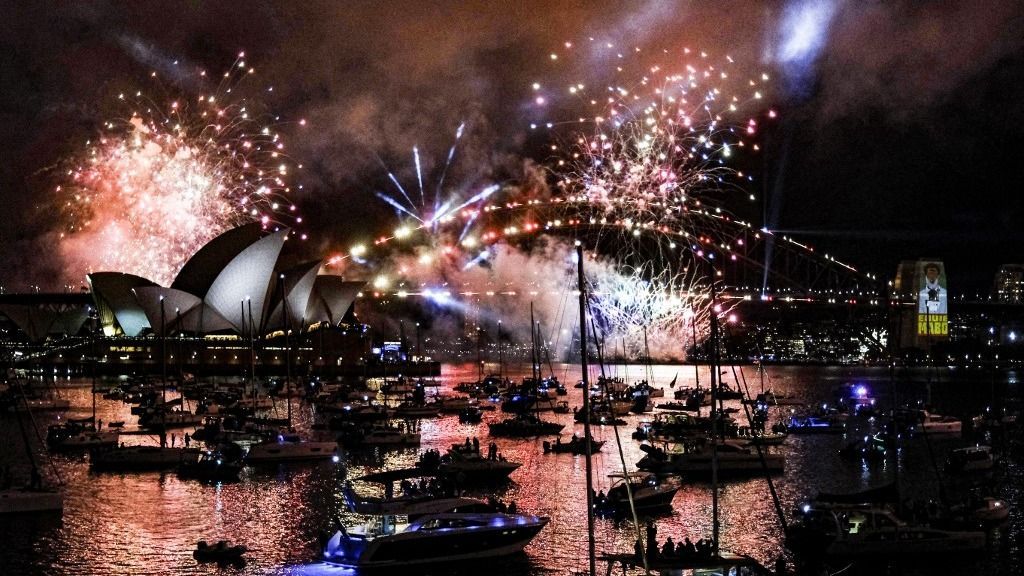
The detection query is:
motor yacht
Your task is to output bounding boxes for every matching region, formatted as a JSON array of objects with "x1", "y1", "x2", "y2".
[
  {"x1": 323, "y1": 512, "x2": 549, "y2": 568},
  {"x1": 595, "y1": 472, "x2": 680, "y2": 517},
  {"x1": 243, "y1": 432, "x2": 338, "y2": 463},
  {"x1": 787, "y1": 503, "x2": 986, "y2": 558},
  {"x1": 341, "y1": 479, "x2": 489, "y2": 517},
  {"x1": 945, "y1": 445, "x2": 994, "y2": 474},
  {"x1": 420, "y1": 444, "x2": 521, "y2": 484},
  {"x1": 918, "y1": 410, "x2": 962, "y2": 436}
]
